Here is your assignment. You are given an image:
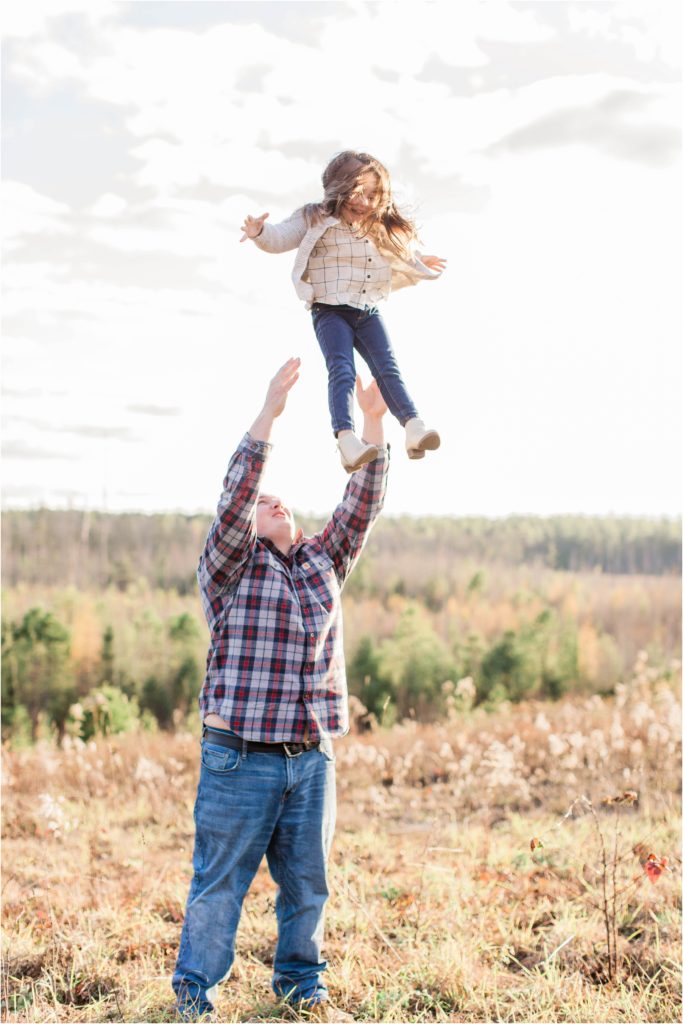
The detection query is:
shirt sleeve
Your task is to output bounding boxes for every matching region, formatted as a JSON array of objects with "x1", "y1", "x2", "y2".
[
  {"x1": 252, "y1": 209, "x2": 308, "y2": 254},
  {"x1": 390, "y1": 250, "x2": 441, "y2": 292},
  {"x1": 314, "y1": 448, "x2": 390, "y2": 586},
  {"x1": 197, "y1": 433, "x2": 271, "y2": 596}
]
